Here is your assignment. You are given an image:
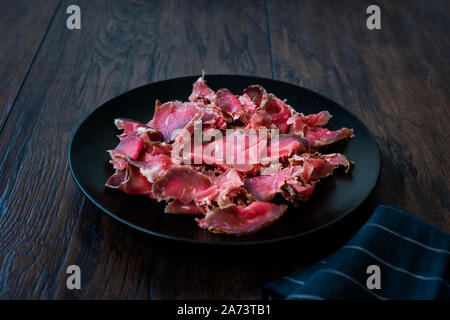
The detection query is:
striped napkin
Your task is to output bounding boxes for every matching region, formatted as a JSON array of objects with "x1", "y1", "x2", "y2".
[{"x1": 262, "y1": 205, "x2": 450, "y2": 300}]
